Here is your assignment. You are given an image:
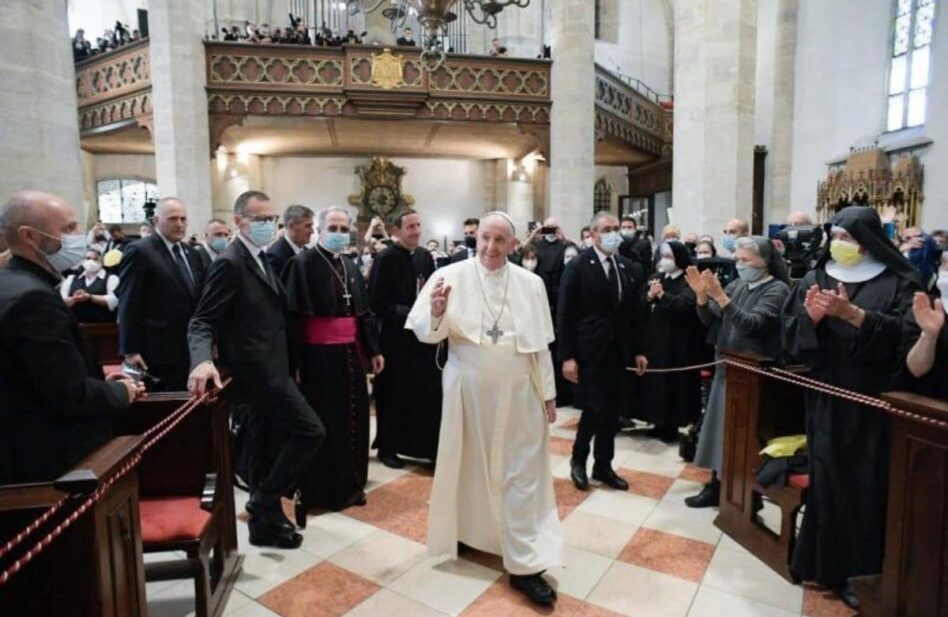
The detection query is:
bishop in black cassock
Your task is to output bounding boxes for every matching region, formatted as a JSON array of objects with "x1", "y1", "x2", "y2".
[
  {"x1": 369, "y1": 211, "x2": 442, "y2": 466},
  {"x1": 283, "y1": 213, "x2": 382, "y2": 512}
]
